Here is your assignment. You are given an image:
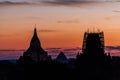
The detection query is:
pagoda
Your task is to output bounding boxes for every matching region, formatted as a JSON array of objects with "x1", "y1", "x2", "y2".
[
  {"x1": 23, "y1": 25, "x2": 50, "y2": 62},
  {"x1": 76, "y1": 31, "x2": 111, "y2": 65}
]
